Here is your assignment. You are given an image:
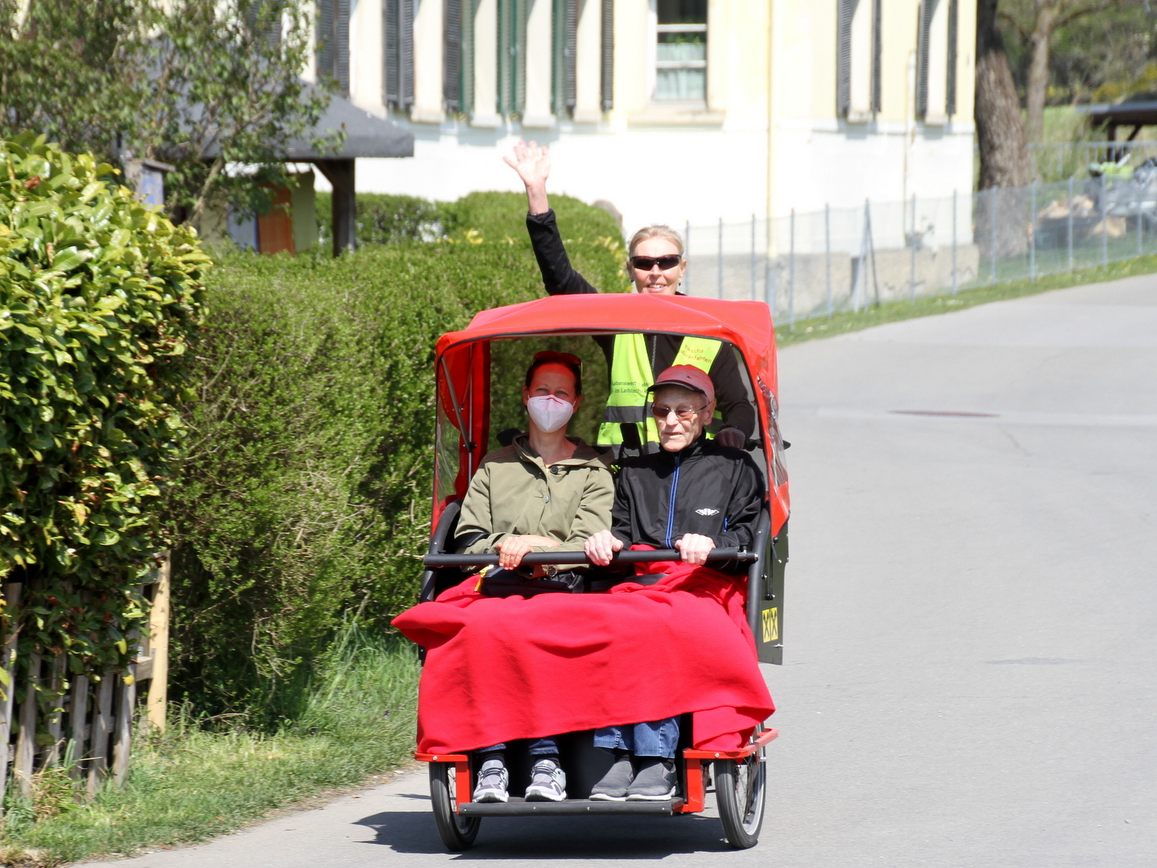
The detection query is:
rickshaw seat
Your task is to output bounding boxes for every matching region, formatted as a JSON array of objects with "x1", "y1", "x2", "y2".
[{"x1": 420, "y1": 499, "x2": 468, "y2": 602}]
